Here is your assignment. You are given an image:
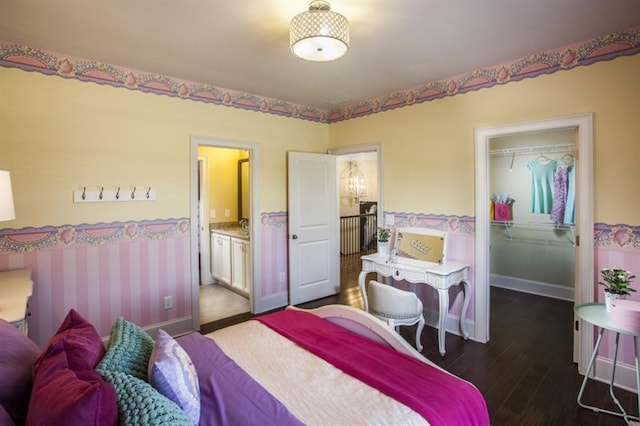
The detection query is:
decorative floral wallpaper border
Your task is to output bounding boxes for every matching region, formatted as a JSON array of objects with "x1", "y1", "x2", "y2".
[
  {"x1": 594, "y1": 223, "x2": 640, "y2": 249},
  {"x1": 0, "y1": 218, "x2": 189, "y2": 253},
  {"x1": 1, "y1": 216, "x2": 637, "y2": 252},
  {"x1": 1, "y1": 26, "x2": 638, "y2": 123},
  {"x1": 260, "y1": 212, "x2": 287, "y2": 228},
  {"x1": 389, "y1": 213, "x2": 476, "y2": 236}
]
